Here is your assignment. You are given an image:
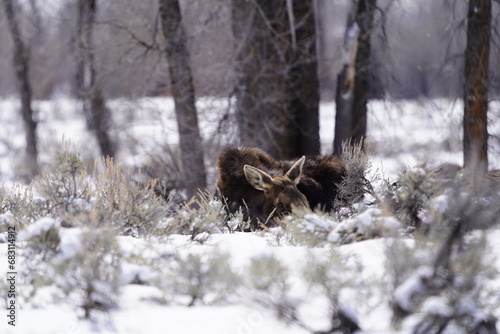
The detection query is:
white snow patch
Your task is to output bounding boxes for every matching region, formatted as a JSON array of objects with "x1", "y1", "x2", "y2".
[
  {"x1": 431, "y1": 194, "x2": 449, "y2": 213},
  {"x1": 421, "y1": 296, "x2": 453, "y2": 317},
  {"x1": 301, "y1": 213, "x2": 337, "y2": 232},
  {"x1": 18, "y1": 217, "x2": 59, "y2": 241},
  {"x1": 383, "y1": 216, "x2": 401, "y2": 230},
  {"x1": 57, "y1": 227, "x2": 84, "y2": 259},
  {"x1": 395, "y1": 266, "x2": 433, "y2": 311},
  {"x1": 121, "y1": 263, "x2": 152, "y2": 284}
]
